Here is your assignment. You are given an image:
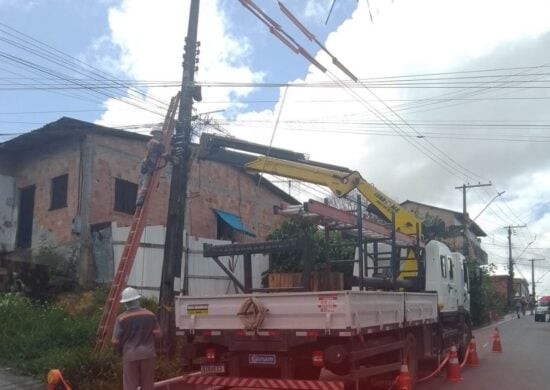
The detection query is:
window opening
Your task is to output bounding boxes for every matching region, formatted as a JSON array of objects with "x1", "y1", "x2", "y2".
[
  {"x1": 50, "y1": 174, "x2": 68, "y2": 210},
  {"x1": 114, "y1": 178, "x2": 137, "y2": 215}
]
